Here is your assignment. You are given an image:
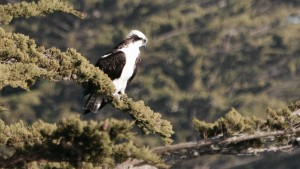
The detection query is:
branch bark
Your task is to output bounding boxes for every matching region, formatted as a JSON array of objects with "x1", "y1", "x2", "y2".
[
  {"x1": 152, "y1": 127, "x2": 300, "y2": 165},
  {"x1": 113, "y1": 120, "x2": 300, "y2": 169}
]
